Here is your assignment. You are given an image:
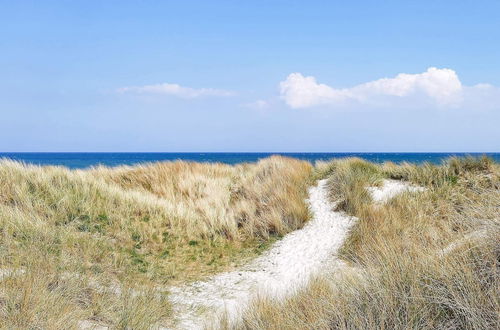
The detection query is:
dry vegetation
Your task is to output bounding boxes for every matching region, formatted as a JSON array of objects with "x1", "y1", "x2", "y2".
[
  {"x1": 2, "y1": 155, "x2": 498, "y2": 329},
  {"x1": 235, "y1": 157, "x2": 499, "y2": 330},
  {"x1": 0, "y1": 156, "x2": 312, "y2": 329}
]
